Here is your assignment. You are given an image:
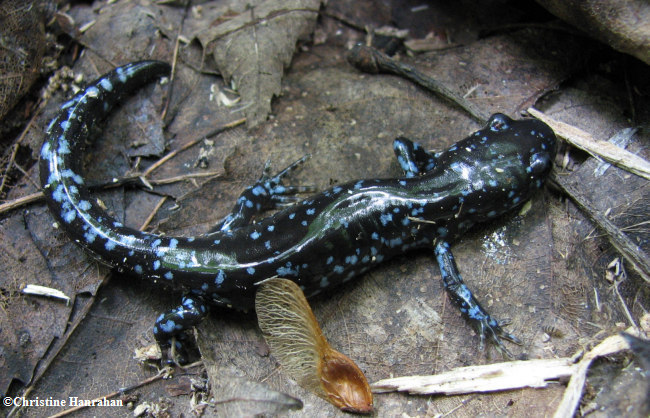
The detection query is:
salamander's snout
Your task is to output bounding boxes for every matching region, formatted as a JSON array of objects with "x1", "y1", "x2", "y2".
[
  {"x1": 526, "y1": 118, "x2": 556, "y2": 178},
  {"x1": 529, "y1": 151, "x2": 553, "y2": 177}
]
